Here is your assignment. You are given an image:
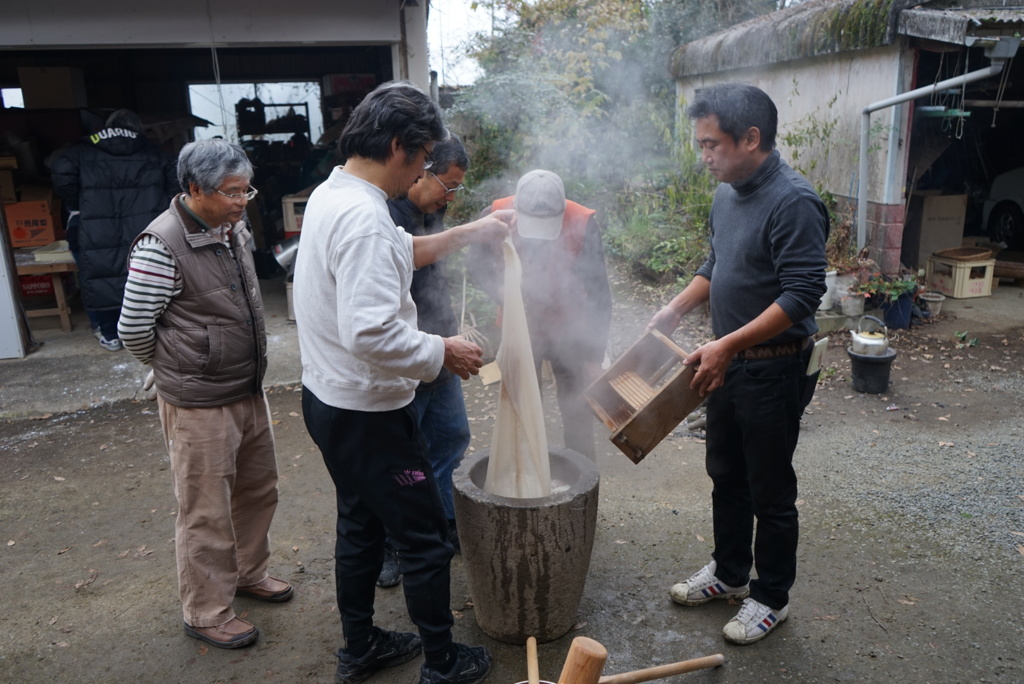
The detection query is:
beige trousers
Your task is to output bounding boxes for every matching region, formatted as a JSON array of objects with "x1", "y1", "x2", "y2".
[{"x1": 158, "y1": 393, "x2": 279, "y2": 627}]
